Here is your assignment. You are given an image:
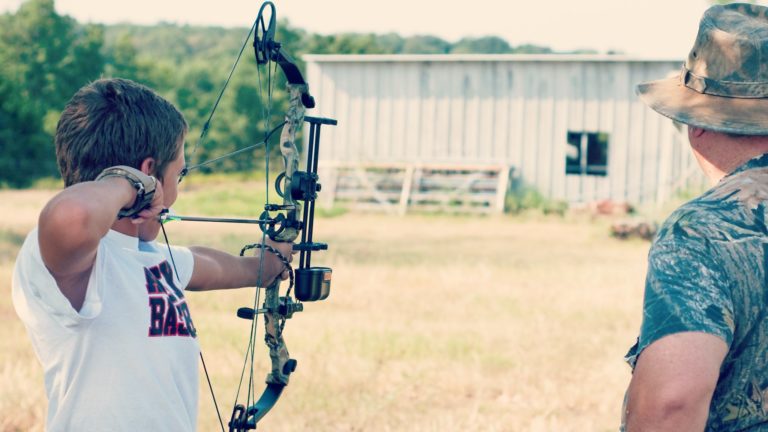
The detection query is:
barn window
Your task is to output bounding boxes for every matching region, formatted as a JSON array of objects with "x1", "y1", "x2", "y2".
[{"x1": 565, "y1": 131, "x2": 609, "y2": 176}]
